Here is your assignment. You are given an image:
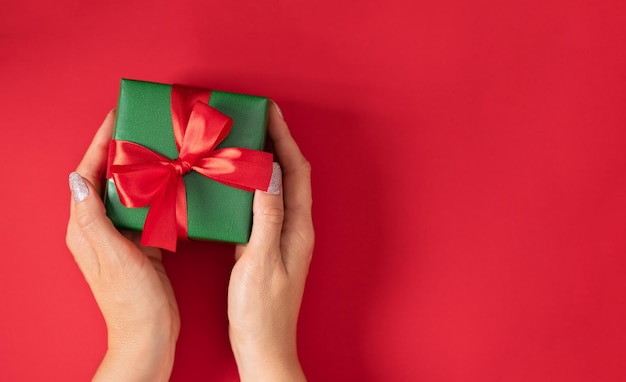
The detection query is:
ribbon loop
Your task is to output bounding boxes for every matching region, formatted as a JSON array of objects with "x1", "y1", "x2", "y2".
[{"x1": 108, "y1": 85, "x2": 273, "y2": 252}]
